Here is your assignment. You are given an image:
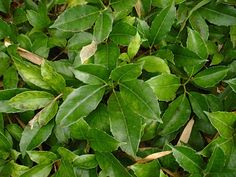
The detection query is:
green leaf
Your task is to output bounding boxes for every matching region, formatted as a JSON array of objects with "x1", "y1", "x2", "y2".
[
  {"x1": 56, "y1": 85, "x2": 105, "y2": 127},
  {"x1": 41, "y1": 60, "x2": 66, "y2": 93},
  {"x1": 51, "y1": 5, "x2": 100, "y2": 32},
  {"x1": 67, "y1": 32, "x2": 93, "y2": 51},
  {"x1": 20, "y1": 164, "x2": 52, "y2": 177},
  {"x1": 27, "y1": 151, "x2": 58, "y2": 164},
  {"x1": 199, "y1": 3, "x2": 236, "y2": 26},
  {"x1": 130, "y1": 161, "x2": 161, "y2": 177},
  {"x1": 110, "y1": 0, "x2": 136, "y2": 12},
  {"x1": 55, "y1": 160, "x2": 76, "y2": 177},
  {"x1": 13, "y1": 56, "x2": 51, "y2": 90},
  {"x1": 171, "y1": 46, "x2": 206, "y2": 76},
  {"x1": 225, "y1": 78, "x2": 236, "y2": 93},
  {"x1": 193, "y1": 66, "x2": 229, "y2": 88},
  {"x1": 93, "y1": 11, "x2": 113, "y2": 43},
  {"x1": 149, "y1": 2, "x2": 176, "y2": 45},
  {"x1": 96, "y1": 152, "x2": 133, "y2": 177},
  {"x1": 138, "y1": 56, "x2": 170, "y2": 73},
  {"x1": 0, "y1": 0, "x2": 11, "y2": 13},
  {"x1": 172, "y1": 146, "x2": 204, "y2": 174},
  {"x1": 187, "y1": 28, "x2": 208, "y2": 59},
  {"x1": 189, "y1": 11, "x2": 209, "y2": 40},
  {"x1": 110, "y1": 22, "x2": 137, "y2": 46},
  {"x1": 128, "y1": 32, "x2": 141, "y2": 59},
  {"x1": 0, "y1": 52, "x2": 10, "y2": 76},
  {"x1": 87, "y1": 128, "x2": 120, "y2": 152},
  {"x1": 6, "y1": 124, "x2": 23, "y2": 141},
  {"x1": 3, "y1": 66, "x2": 18, "y2": 89},
  {"x1": 230, "y1": 26, "x2": 236, "y2": 48},
  {"x1": 0, "y1": 131, "x2": 12, "y2": 152},
  {"x1": 205, "y1": 111, "x2": 236, "y2": 138},
  {"x1": 158, "y1": 94, "x2": 191, "y2": 135},
  {"x1": 72, "y1": 64, "x2": 109, "y2": 85},
  {"x1": 94, "y1": 43, "x2": 119, "y2": 71},
  {"x1": 70, "y1": 118, "x2": 90, "y2": 140},
  {"x1": 120, "y1": 80, "x2": 161, "y2": 121},
  {"x1": 20, "y1": 121, "x2": 54, "y2": 156},
  {"x1": 108, "y1": 92, "x2": 142, "y2": 156},
  {"x1": 205, "y1": 146, "x2": 225, "y2": 174},
  {"x1": 147, "y1": 73, "x2": 180, "y2": 101},
  {"x1": 111, "y1": 63, "x2": 143, "y2": 82},
  {"x1": 58, "y1": 147, "x2": 98, "y2": 169},
  {"x1": 8, "y1": 91, "x2": 54, "y2": 111},
  {"x1": 26, "y1": 10, "x2": 50, "y2": 29}
]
